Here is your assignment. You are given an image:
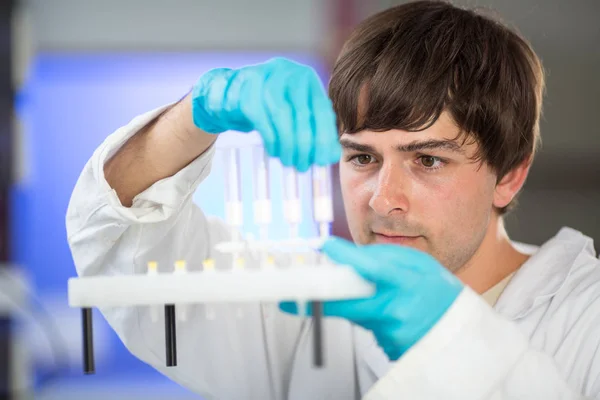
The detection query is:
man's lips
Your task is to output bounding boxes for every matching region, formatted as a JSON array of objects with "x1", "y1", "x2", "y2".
[{"x1": 373, "y1": 232, "x2": 422, "y2": 245}]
